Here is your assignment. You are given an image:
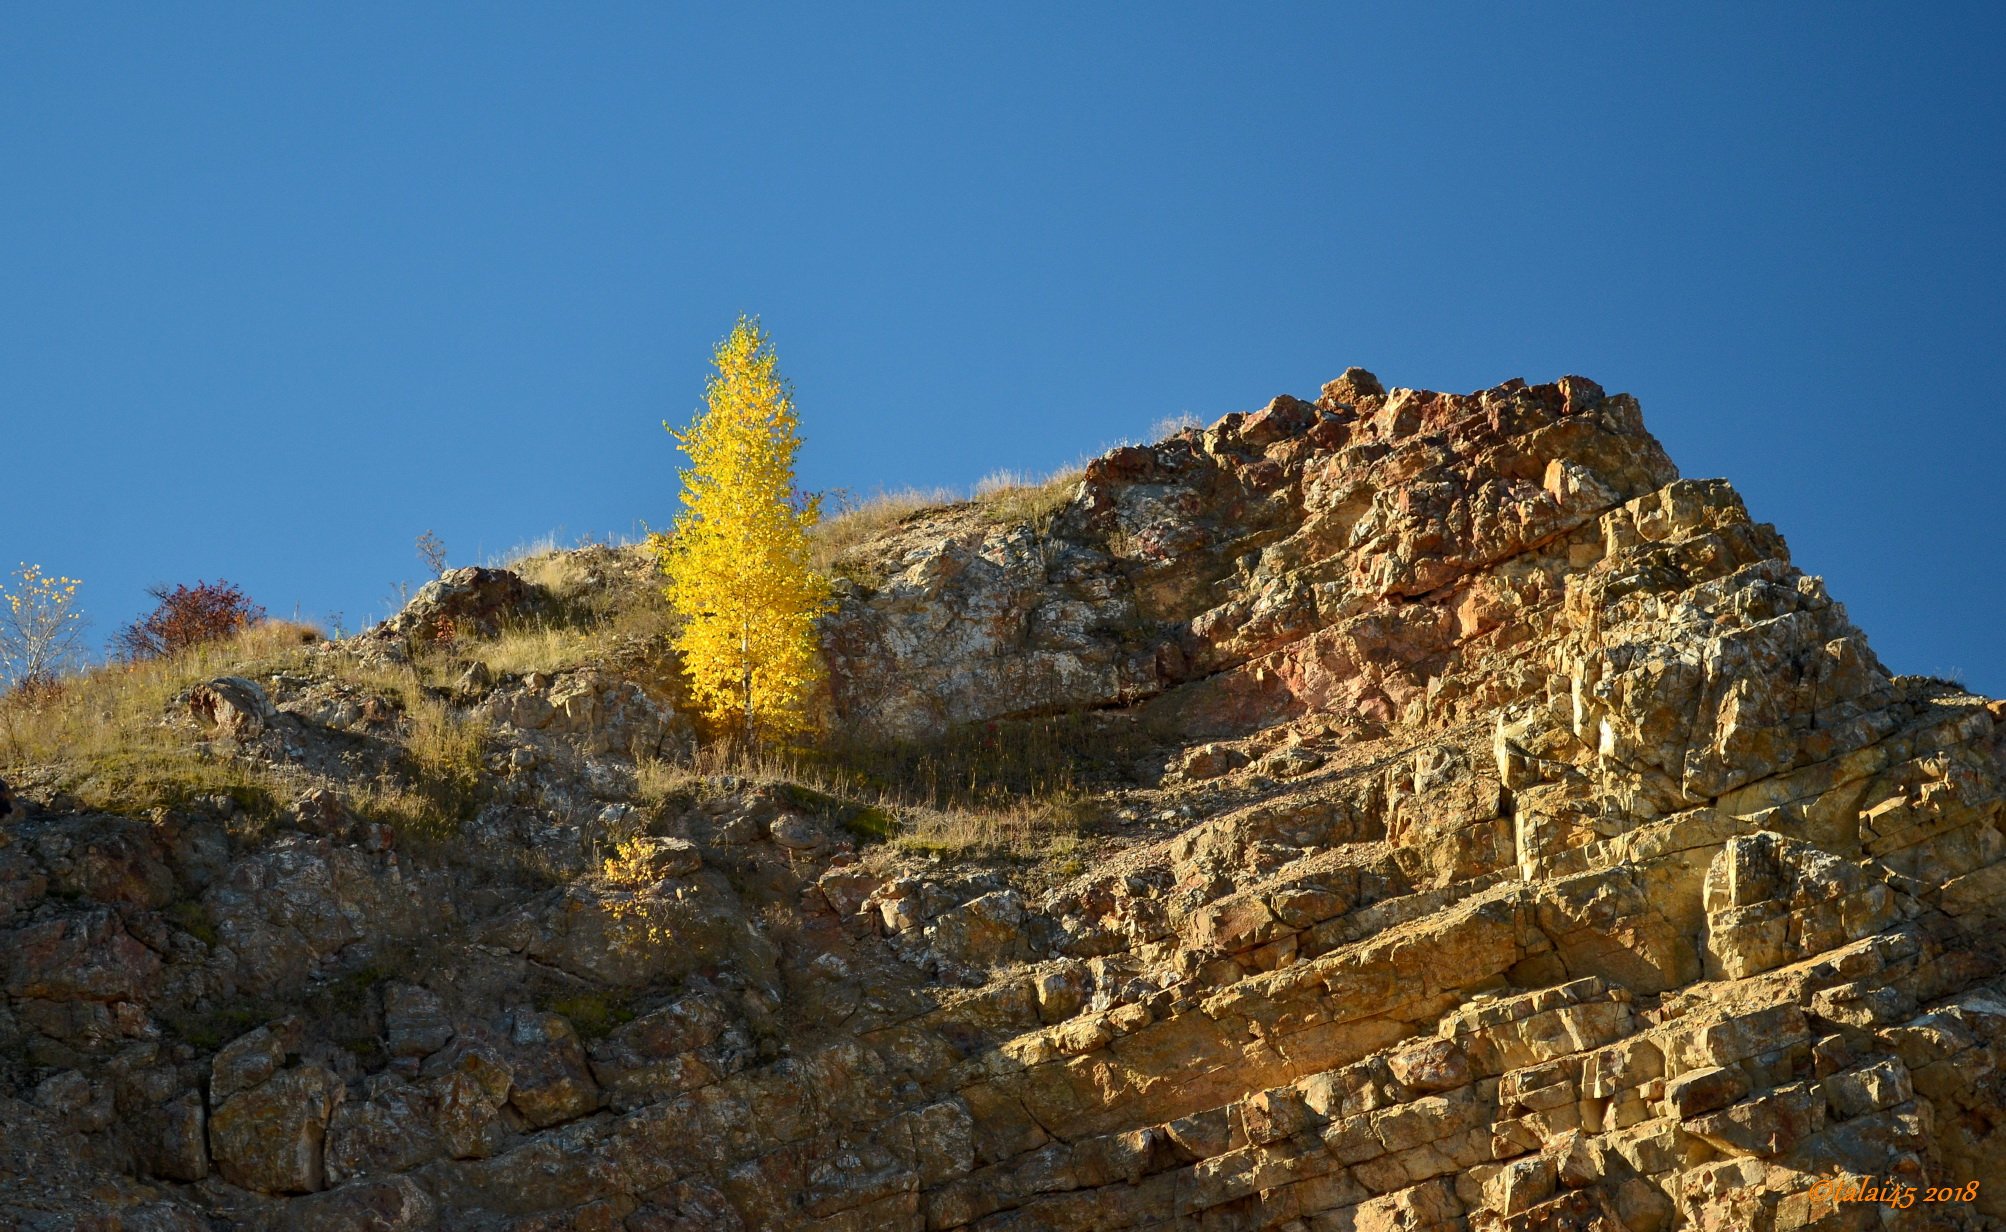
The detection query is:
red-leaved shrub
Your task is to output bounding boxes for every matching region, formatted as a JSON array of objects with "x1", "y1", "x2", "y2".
[{"x1": 115, "y1": 580, "x2": 267, "y2": 661}]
